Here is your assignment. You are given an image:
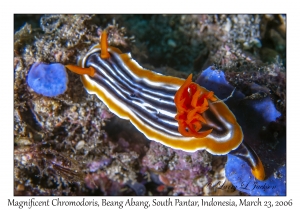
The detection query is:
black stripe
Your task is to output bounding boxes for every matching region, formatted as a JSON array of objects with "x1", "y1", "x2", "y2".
[{"x1": 88, "y1": 52, "x2": 178, "y2": 112}]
